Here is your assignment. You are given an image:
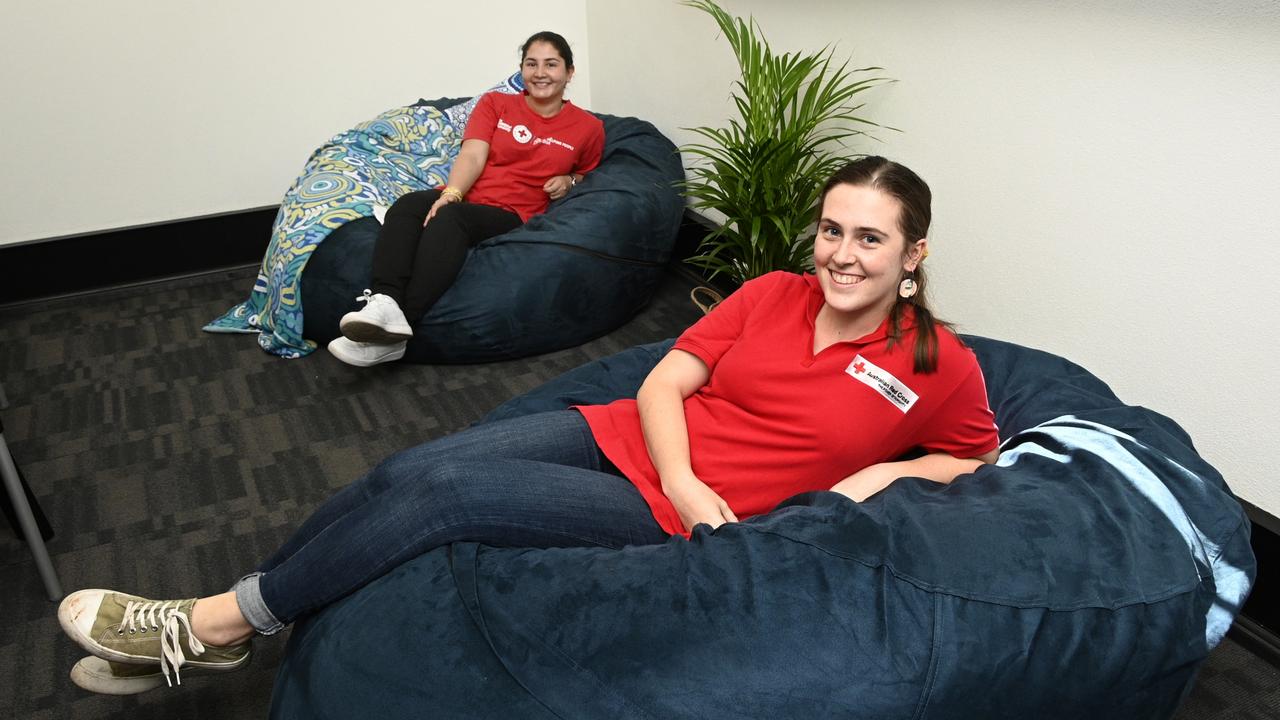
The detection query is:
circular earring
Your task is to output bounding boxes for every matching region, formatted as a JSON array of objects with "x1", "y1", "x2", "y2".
[{"x1": 898, "y1": 277, "x2": 918, "y2": 299}]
